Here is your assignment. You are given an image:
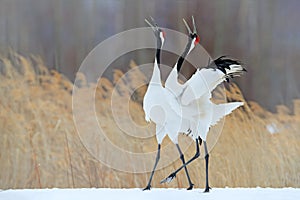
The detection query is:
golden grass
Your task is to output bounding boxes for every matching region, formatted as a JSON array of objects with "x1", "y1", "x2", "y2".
[{"x1": 0, "y1": 52, "x2": 299, "y2": 189}]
